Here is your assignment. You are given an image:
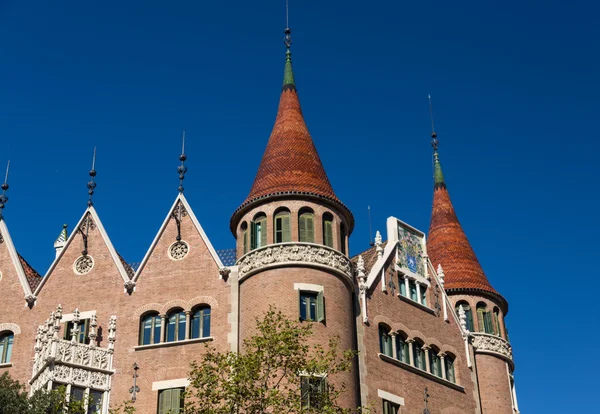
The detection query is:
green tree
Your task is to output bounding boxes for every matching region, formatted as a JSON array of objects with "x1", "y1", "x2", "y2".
[{"x1": 185, "y1": 307, "x2": 368, "y2": 414}]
